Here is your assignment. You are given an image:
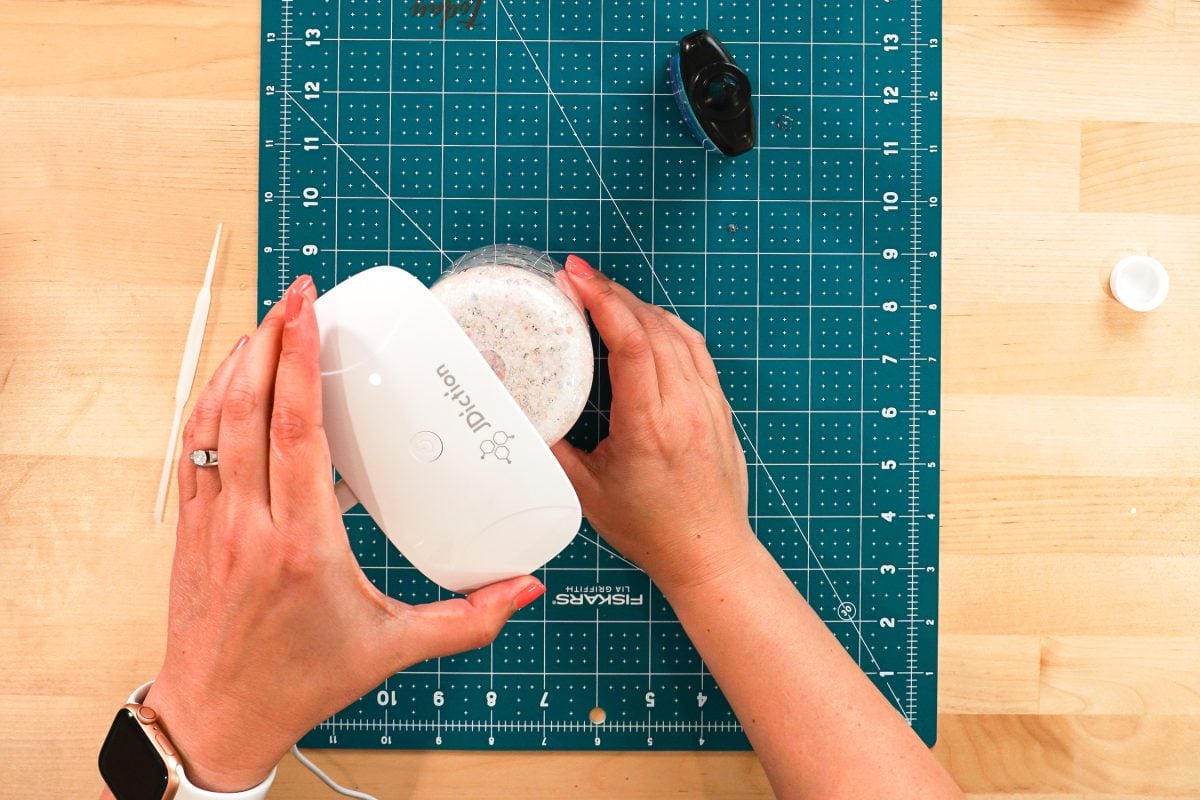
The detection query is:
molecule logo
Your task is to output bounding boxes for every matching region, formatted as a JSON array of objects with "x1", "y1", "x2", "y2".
[{"x1": 480, "y1": 431, "x2": 514, "y2": 464}]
